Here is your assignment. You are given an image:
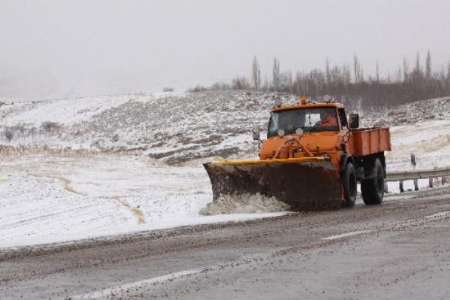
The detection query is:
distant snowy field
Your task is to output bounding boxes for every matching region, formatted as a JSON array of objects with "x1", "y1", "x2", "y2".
[{"x1": 0, "y1": 93, "x2": 449, "y2": 248}]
